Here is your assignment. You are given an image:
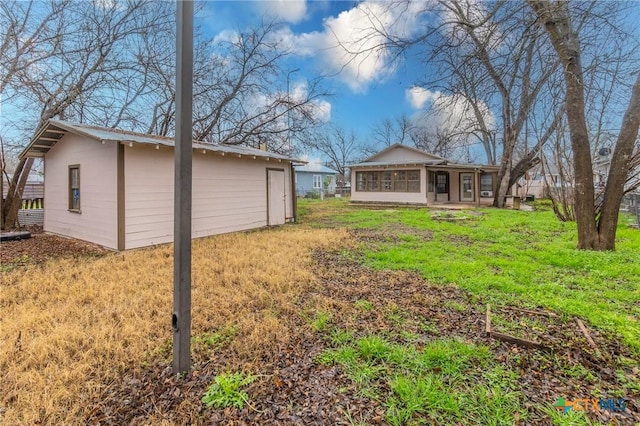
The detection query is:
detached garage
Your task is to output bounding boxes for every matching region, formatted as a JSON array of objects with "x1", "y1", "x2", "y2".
[{"x1": 20, "y1": 119, "x2": 299, "y2": 250}]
